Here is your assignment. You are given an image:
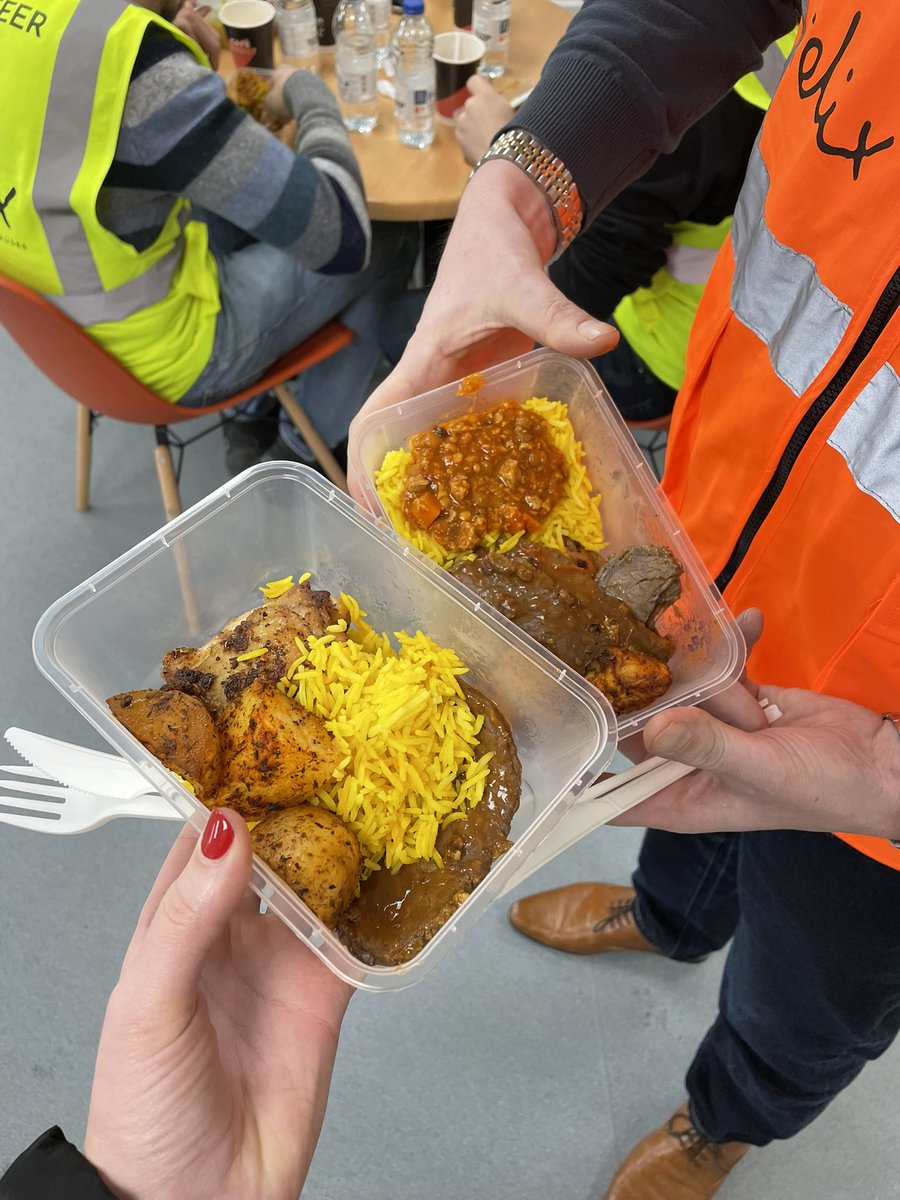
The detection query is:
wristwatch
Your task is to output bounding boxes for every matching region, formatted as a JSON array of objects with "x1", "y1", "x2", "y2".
[
  {"x1": 882, "y1": 714, "x2": 900, "y2": 848},
  {"x1": 472, "y1": 128, "x2": 583, "y2": 262}
]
